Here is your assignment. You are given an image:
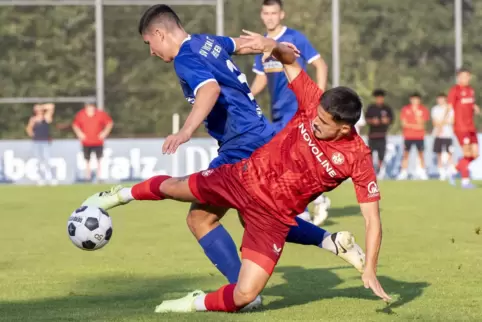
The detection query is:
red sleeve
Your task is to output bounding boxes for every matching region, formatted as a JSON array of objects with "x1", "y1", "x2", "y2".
[
  {"x1": 351, "y1": 152, "x2": 381, "y2": 203},
  {"x1": 102, "y1": 111, "x2": 113, "y2": 125},
  {"x1": 447, "y1": 86, "x2": 458, "y2": 106},
  {"x1": 72, "y1": 112, "x2": 82, "y2": 128},
  {"x1": 287, "y1": 70, "x2": 323, "y2": 113}
]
